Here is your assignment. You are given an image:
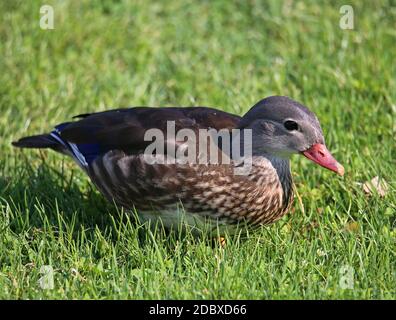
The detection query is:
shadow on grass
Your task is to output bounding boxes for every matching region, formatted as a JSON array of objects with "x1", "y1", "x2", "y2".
[{"x1": 0, "y1": 161, "x2": 125, "y2": 234}]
